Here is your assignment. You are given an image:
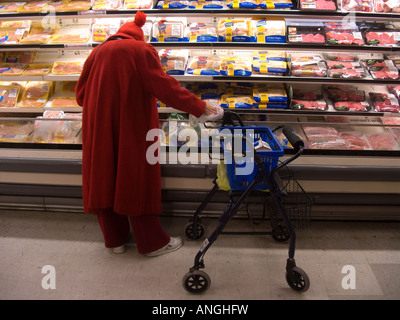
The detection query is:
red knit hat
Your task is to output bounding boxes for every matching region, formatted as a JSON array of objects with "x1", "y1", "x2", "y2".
[{"x1": 114, "y1": 11, "x2": 147, "y2": 41}]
